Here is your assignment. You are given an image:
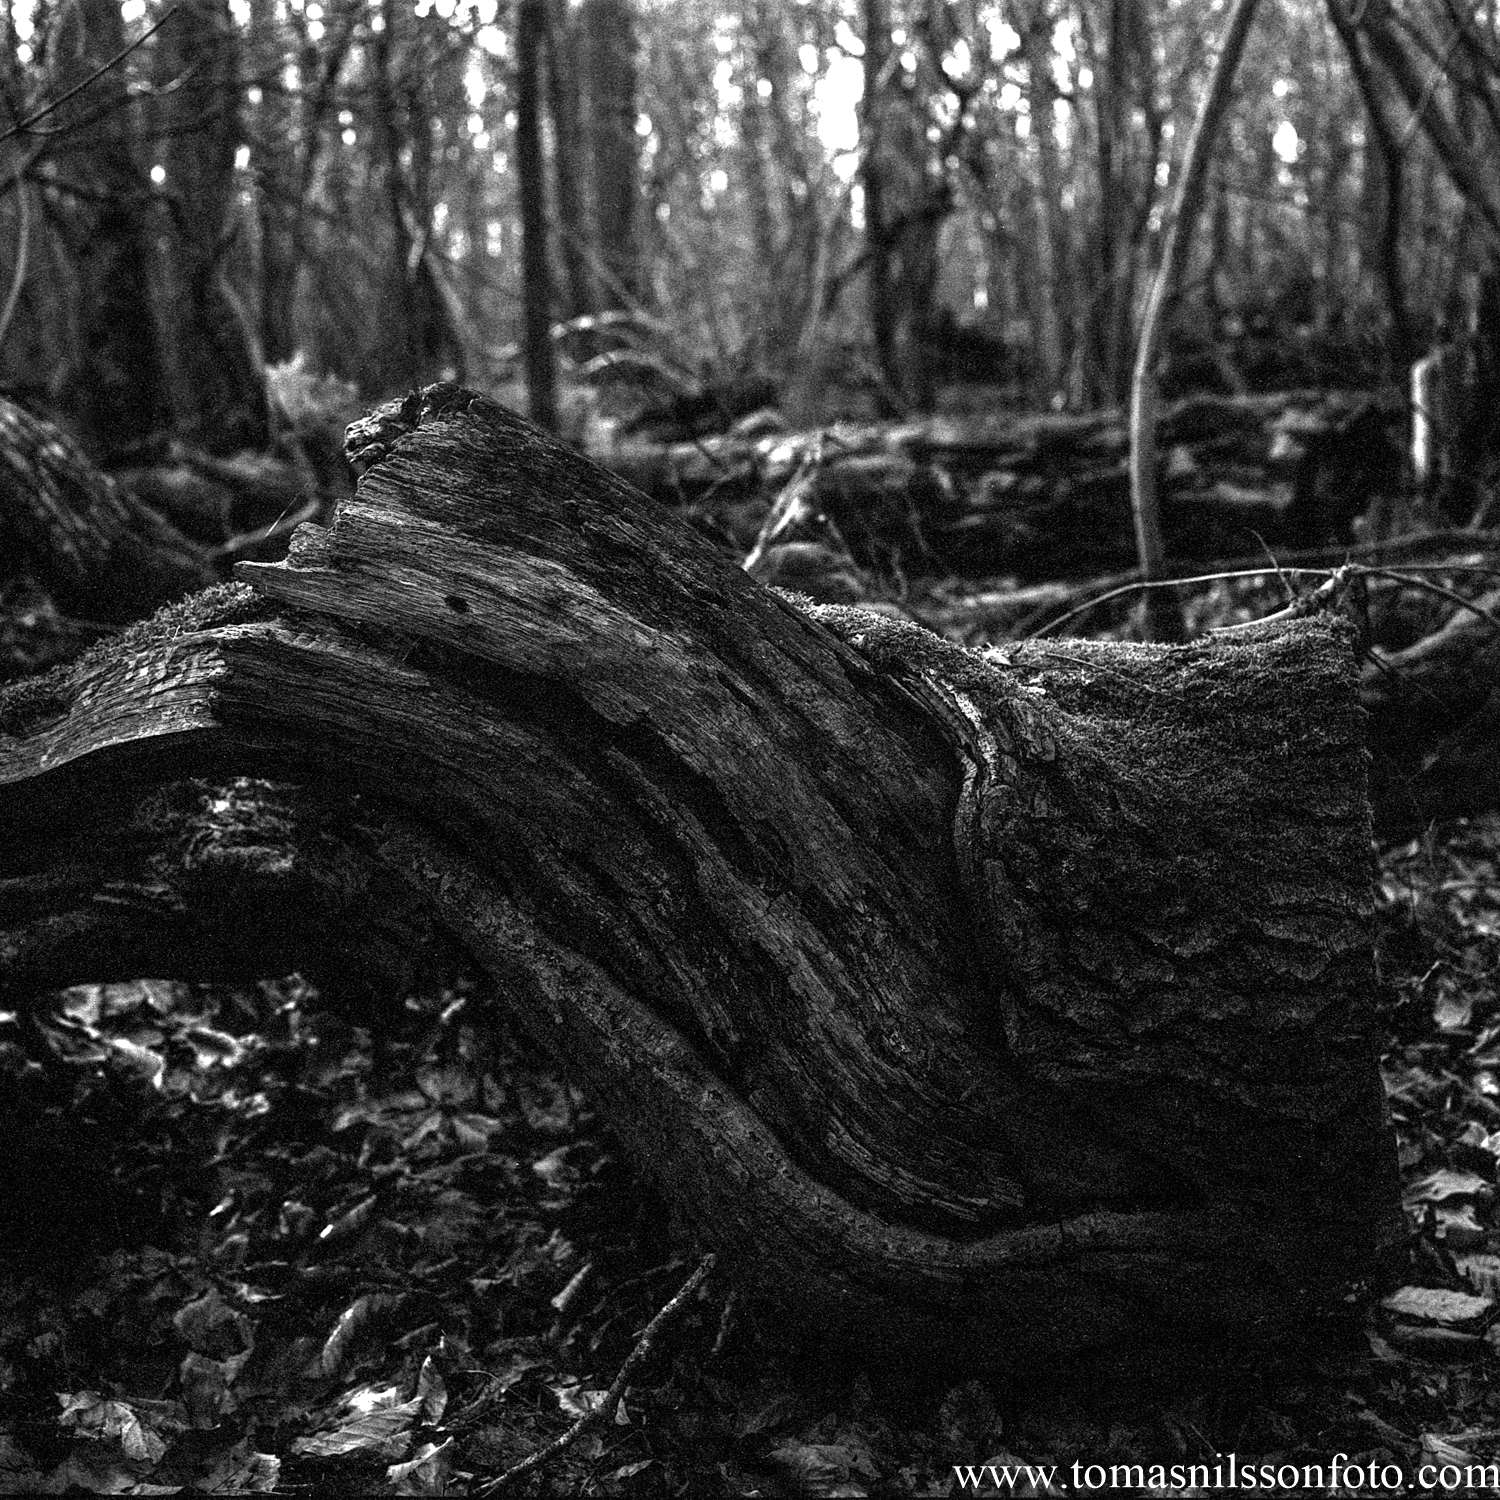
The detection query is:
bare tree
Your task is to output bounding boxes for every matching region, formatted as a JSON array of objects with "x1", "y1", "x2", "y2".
[
  {"x1": 861, "y1": 0, "x2": 900, "y2": 414},
  {"x1": 1129, "y1": 0, "x2": 1262, "y2": 640},
  {"x1": 517, "y1": 0, "x2": 558, "y2": 430},
  {"x1": 544, "y1": 0, "x2": 596, "y2": 322},
  {"x1": 582, "y1": 0, "x2": 641, "y2": 308},
  {"x1": 148, "y1": 0, "x2": 271, "y2": 451},
  {"x1": 44, "y1": 0, "x2": 170, "y2": 451}
]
